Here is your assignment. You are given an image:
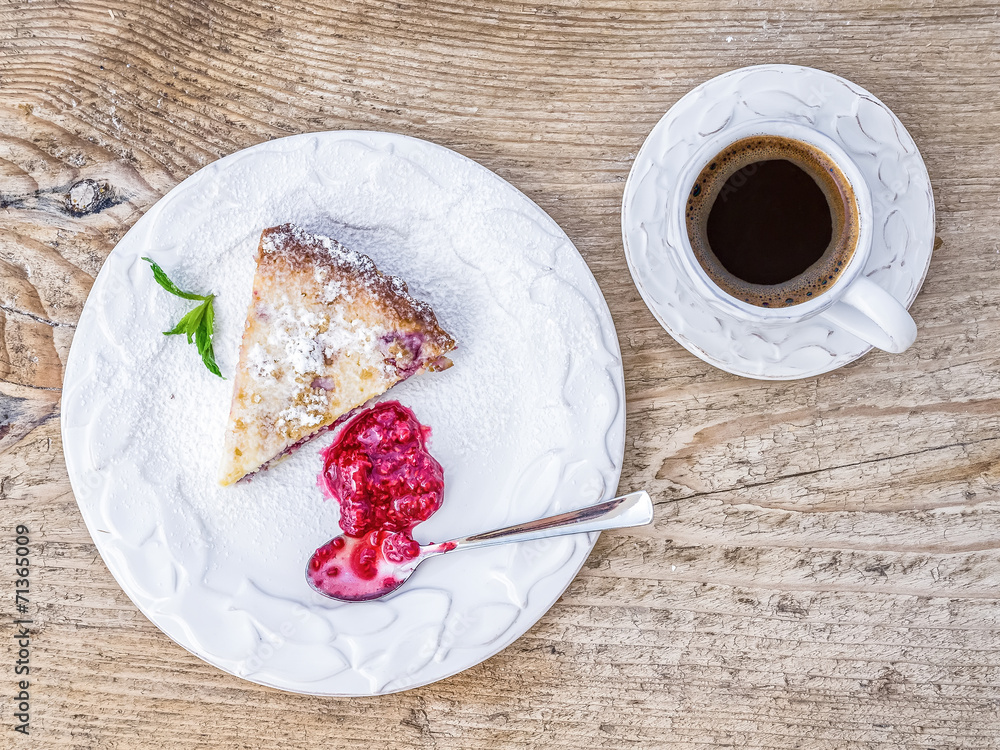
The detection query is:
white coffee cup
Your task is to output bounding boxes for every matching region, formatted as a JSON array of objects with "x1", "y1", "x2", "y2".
[{"x1": 671, "y1": 118, "x2": 917, "y2": 353}]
